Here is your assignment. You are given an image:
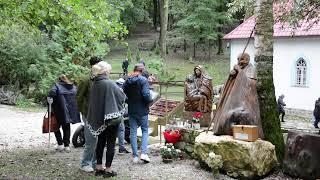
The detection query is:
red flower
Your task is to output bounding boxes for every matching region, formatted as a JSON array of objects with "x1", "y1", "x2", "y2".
[
  {"x1": 193, "y1": 112, "x2": 202, "y2": 118},
  {"x1": 163, "y1": 130, "x2": 181, "y2": 144}
]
